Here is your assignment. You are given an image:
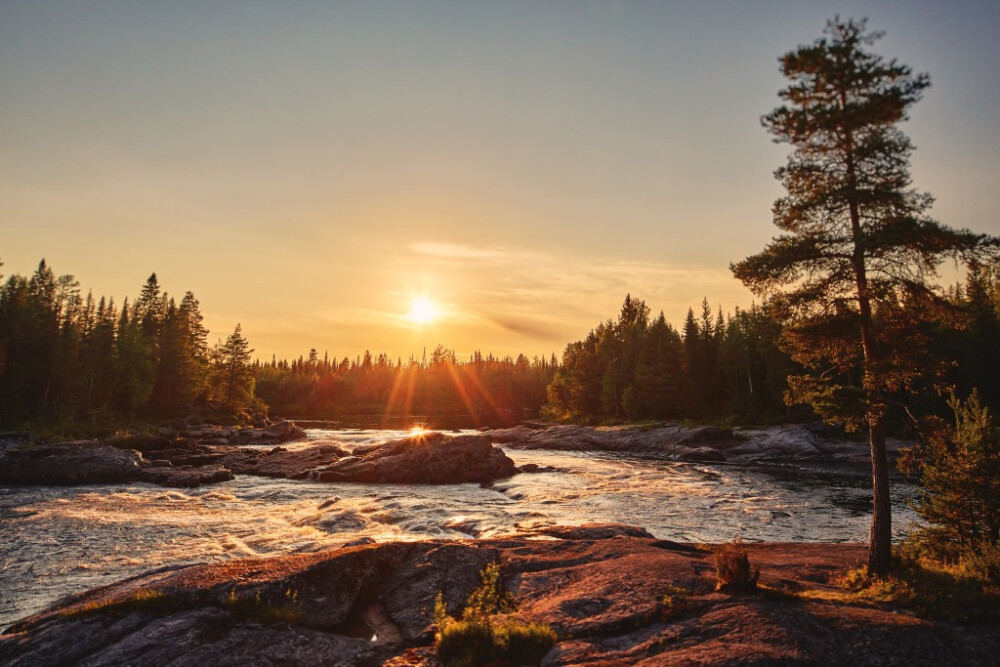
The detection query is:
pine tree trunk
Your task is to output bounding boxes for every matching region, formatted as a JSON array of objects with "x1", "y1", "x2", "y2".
[{"x1": 868, "y1": 418, "x2": 892, "y2": 575}]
